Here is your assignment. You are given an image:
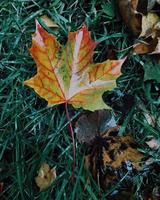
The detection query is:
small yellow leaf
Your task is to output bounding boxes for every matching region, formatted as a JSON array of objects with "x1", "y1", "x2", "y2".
[
  {"x1": 40, "y1": 15, "x2": 59, "y2": 28},
  {"x1": 35, "y1": 163, "x2": 56, "y2": 191}
]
